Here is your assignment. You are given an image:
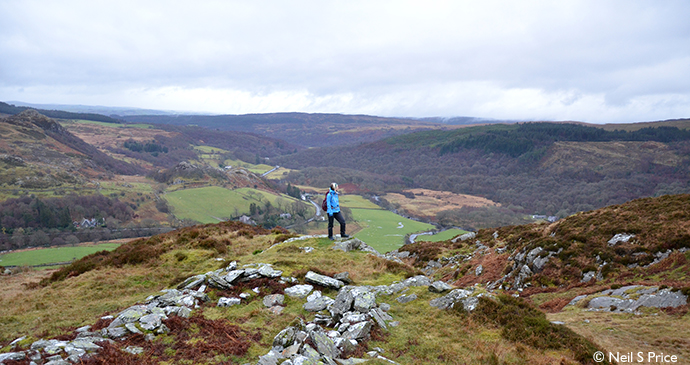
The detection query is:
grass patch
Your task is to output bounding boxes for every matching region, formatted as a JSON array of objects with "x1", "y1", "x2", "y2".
[
  {"x1": 166, "y1": 186, "x2": 312, "y2": 224},
  {"x1": 415, "y1": 228, "x2": 468, "y2": 243},
  {"x1": 0, "y1": 243, "x2": 121, "y2": 267},
  {"x1": 350, "y1": 208, "x2": 435, "y2": 253}
]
